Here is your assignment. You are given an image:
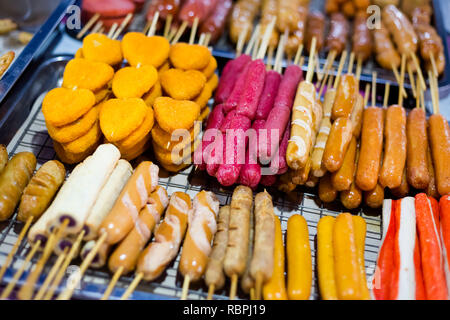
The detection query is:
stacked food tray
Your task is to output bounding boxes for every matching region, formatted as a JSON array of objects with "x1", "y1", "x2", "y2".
[{"x1": 0, "y1": 0, "x2": 448, "y2": 300}]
